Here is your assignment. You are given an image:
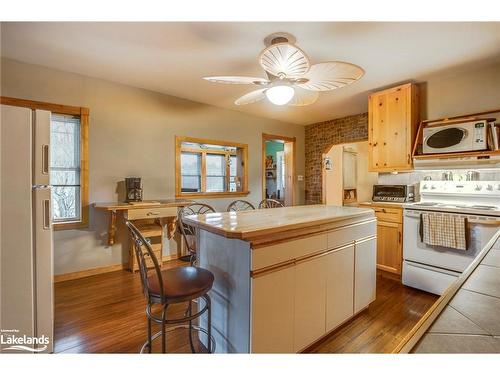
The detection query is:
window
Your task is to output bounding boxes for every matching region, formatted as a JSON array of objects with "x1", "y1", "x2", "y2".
[
  {"x1": 50, "y1": 114, "x2": 81, "y2": 223},
  {"x1": 176, "y1": 136, "x2": 248, "y2": 198},
  {"x1": 0, "y1": 96, "x2": 89, "y2": 230}
]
